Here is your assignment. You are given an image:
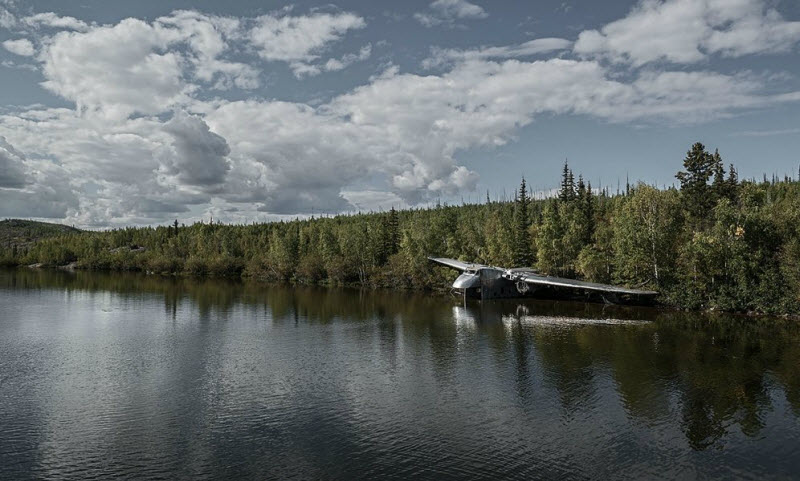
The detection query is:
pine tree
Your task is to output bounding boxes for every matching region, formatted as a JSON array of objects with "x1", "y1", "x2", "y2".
[
  {"x1": 513, "y1": 177, "x2": 532, "y2": 266},
  {"x1": 173, "y1": 219, "x2": 179, "y2": 237}
]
